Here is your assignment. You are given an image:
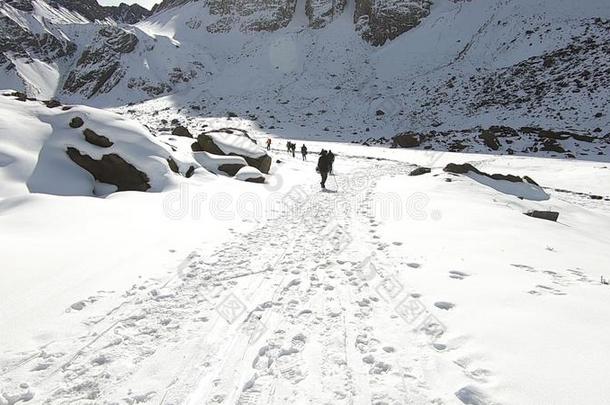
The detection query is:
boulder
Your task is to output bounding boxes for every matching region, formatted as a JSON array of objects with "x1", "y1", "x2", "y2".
[
  {"x1": 192, "y1": 130, "x2": 272, "y2": 174},
  {"x1": 444, "y1": 163, "x2": 539, "y2": 185},
  {"x1": 392, "y1": 132, "x2": 421, "y2": 148},
  {"x1": 172, "y1": 126, "x2": 192, "y2": 138},
  {"x1": 66, "y1": 147, "x2": 150, "y2": 192},
  {"x1": 44, "y1": 99, "x2": 61, "y2": 108},
  {"x1": 185, "y1": 166, "x2": 195, "y2": 178},
  {"x1": 167, "y1": 157, "x2": 180, "y2": 173},
  {"x1": 218, "y1": 163, "x2": 246, "y2": 176},
  {"x1": 235, "y1": 166, "x2": 266, "y2": 184},
  {"x1": 479, "y1": 131, "x2": 500, "y2": 150},
  {"x1": 69, "y1": 117, "x2": 84, "y2": 128},
  {"x1": 525, "y1": 210, "x2": 559, "y2": 222},
  {"x1": 409, "y1": 167, "x2": 431, "y2": 176},
  {"x1": 83, "y1": 128, "x2": 113, "y2": 148}
]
